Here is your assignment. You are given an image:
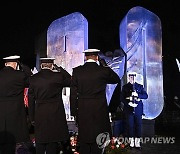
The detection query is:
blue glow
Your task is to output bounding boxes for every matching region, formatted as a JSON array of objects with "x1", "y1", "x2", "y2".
[
  {"x1": 120, "y1": 6, "x2": 164, "y2": 119},
  {"x1": 45, "y1": 7, "x2": 164, "y2": 121},
  {"x1": 47, "y1": 12, "x2": 88, "y2": 121}
]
